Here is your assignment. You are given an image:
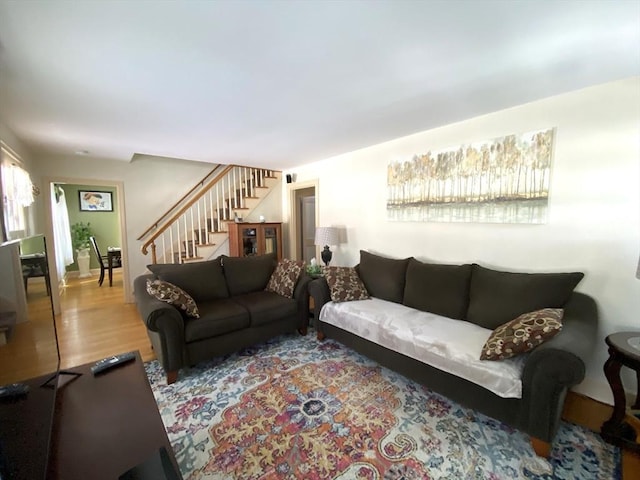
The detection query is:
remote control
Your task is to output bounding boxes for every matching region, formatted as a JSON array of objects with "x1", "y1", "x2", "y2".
[
  {"x1": 0, "y1": 383, "x2": 29, "y2": 399},
  {"x1": 91, "y1": 352, "x2": 136, "y2": 375}
]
